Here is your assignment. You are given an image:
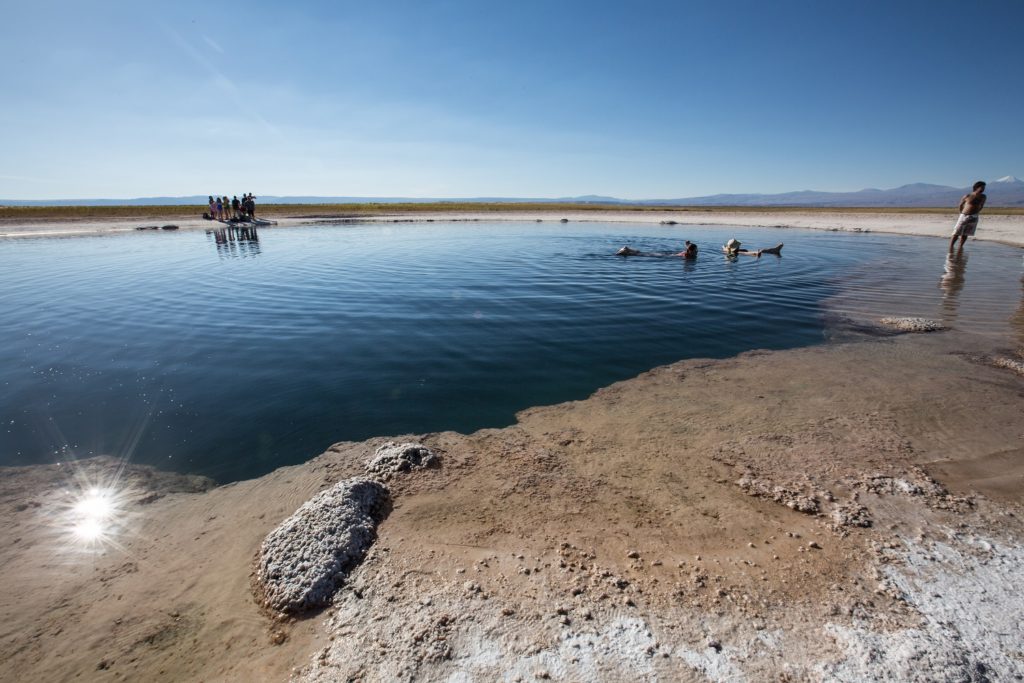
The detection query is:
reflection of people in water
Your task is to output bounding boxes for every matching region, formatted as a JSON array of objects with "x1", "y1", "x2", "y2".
[
  {"x1": 940, "y1": 248, "x2": 968, "y2": 296},
  {"x1": 723, "y1": 238, "x2": 783, "y2": 257},
  {"x1": 616, "y1": 240, "x2": 698, "y2": 258},
  {"x1": 207, "y1": 226, "x2": 260, "y2": 258},
  {"x1": 939, "y1": 246, "x2": 968, "y2": 325}
]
